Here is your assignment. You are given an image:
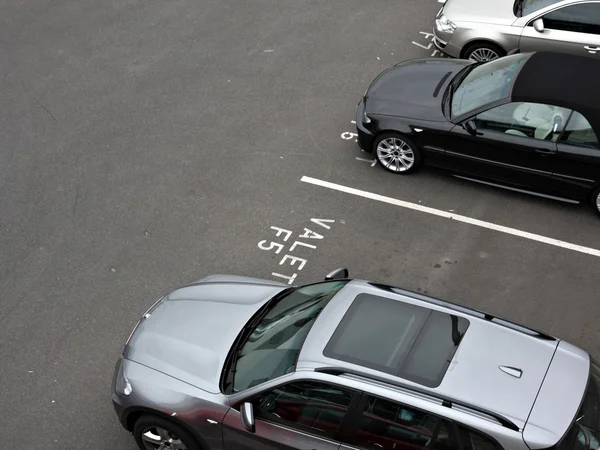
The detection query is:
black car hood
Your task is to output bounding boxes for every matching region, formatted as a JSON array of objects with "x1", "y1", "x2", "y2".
[{"x1": 366, "y1": 58, "x2": 472, "y2": 121}]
